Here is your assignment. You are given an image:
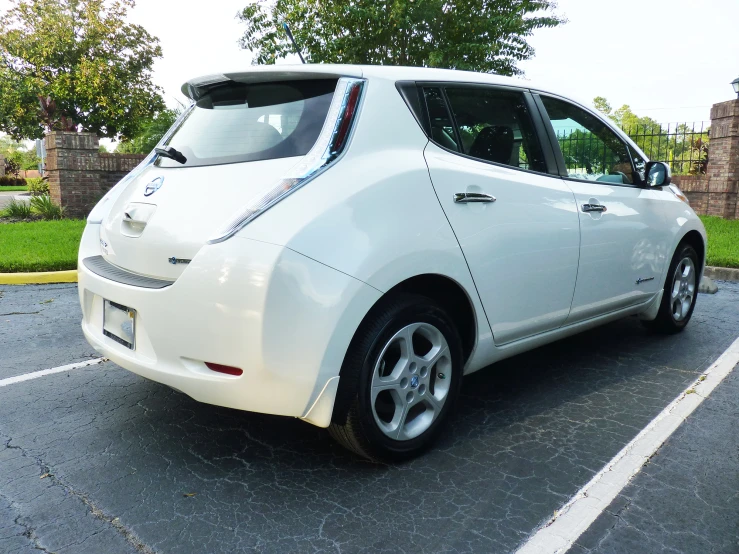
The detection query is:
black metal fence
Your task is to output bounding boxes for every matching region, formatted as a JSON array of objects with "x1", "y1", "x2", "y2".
[
  {"x1": 621, "y1": 122, "x2": 709, "y2": 175},
  {"x1": 553, "y1": 122, "x2": 710, "y2": 177}
]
